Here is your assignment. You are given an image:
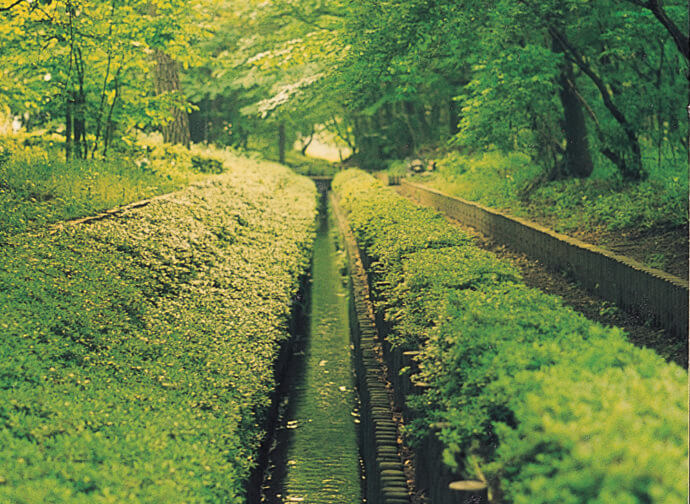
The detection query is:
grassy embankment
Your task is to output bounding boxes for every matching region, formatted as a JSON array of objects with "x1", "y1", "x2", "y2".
[
  {"x1": 0, "y1": 135, "x2": 236, "y2": 237},
  {"x1": 333, "y1": 169, "x2": 687, "y2": 503},
  {"x1": 0, "y1": 146, "x2": 317, "y2": 503},
  {"x1": 389, "y1": 147, "x2": 688, "y2": 276}
]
